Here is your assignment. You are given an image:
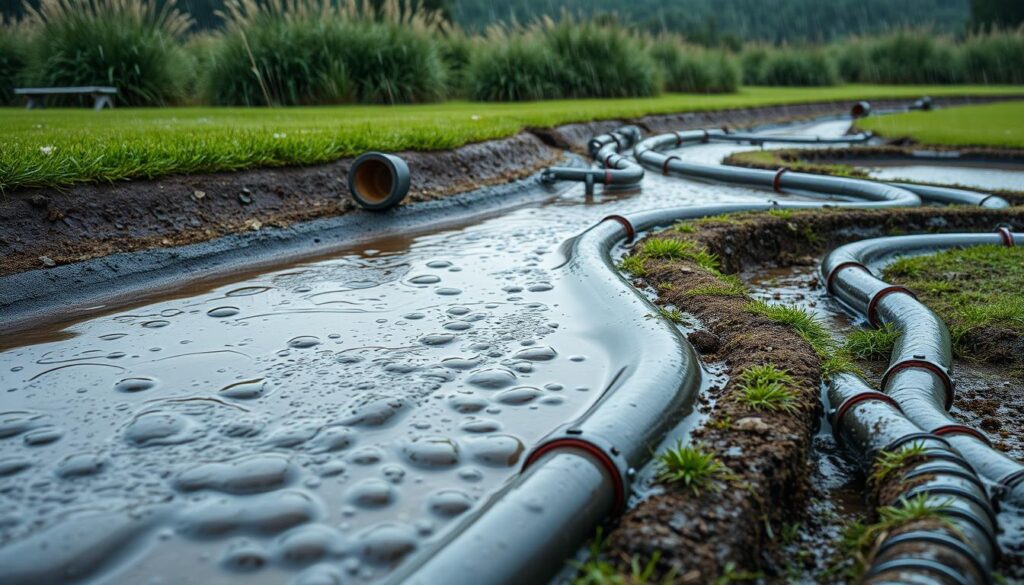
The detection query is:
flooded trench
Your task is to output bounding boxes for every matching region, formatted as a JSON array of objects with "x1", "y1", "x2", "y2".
[{"x1": 0, "y1": 118, "x2": 901, "y2": 584}]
